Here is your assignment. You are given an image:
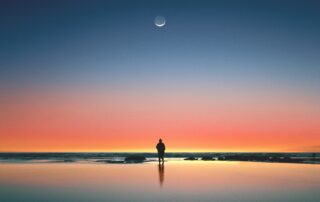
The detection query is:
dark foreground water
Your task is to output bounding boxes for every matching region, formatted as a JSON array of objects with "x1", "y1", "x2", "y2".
[{"x1": 0, "y1": 154, "x2": 319, "y2": 202}]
